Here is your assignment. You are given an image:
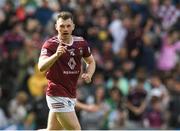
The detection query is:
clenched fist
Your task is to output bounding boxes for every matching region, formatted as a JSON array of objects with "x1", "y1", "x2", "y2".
[{"x1": 81, "y1": 73, "x2": 92, "y2": 83}]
